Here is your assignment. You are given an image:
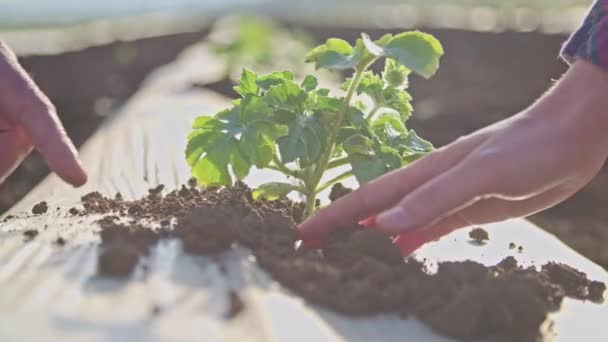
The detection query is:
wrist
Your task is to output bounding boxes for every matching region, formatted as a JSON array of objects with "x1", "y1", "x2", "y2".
[{"x1": 527, "y1": 60, "x2": 608, "y2": 143}]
